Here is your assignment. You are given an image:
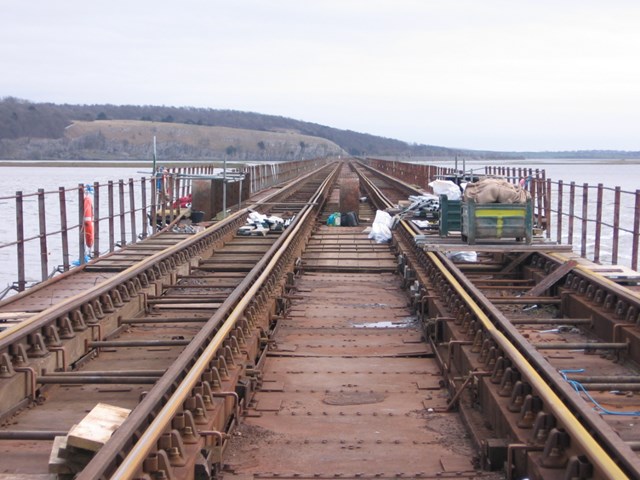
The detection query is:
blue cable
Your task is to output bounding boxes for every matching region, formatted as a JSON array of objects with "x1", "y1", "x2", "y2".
[{"x1": 560, "y1": 369, "x2": 640, "y2": 416}]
